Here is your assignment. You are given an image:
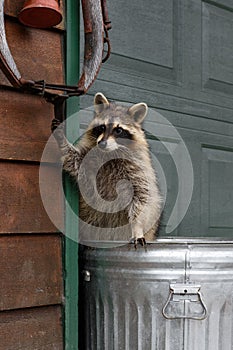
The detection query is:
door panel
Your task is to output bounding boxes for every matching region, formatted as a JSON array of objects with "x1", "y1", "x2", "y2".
[
  {"x1": 105, "y1": 0, "x2": 183, "y2": 85},
  {"x1": 202, "y1": 1, "x2": 233, "y2": 94},
  {"x1": 201, "y1": 147, "x2": 233, "y2": 236}
]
